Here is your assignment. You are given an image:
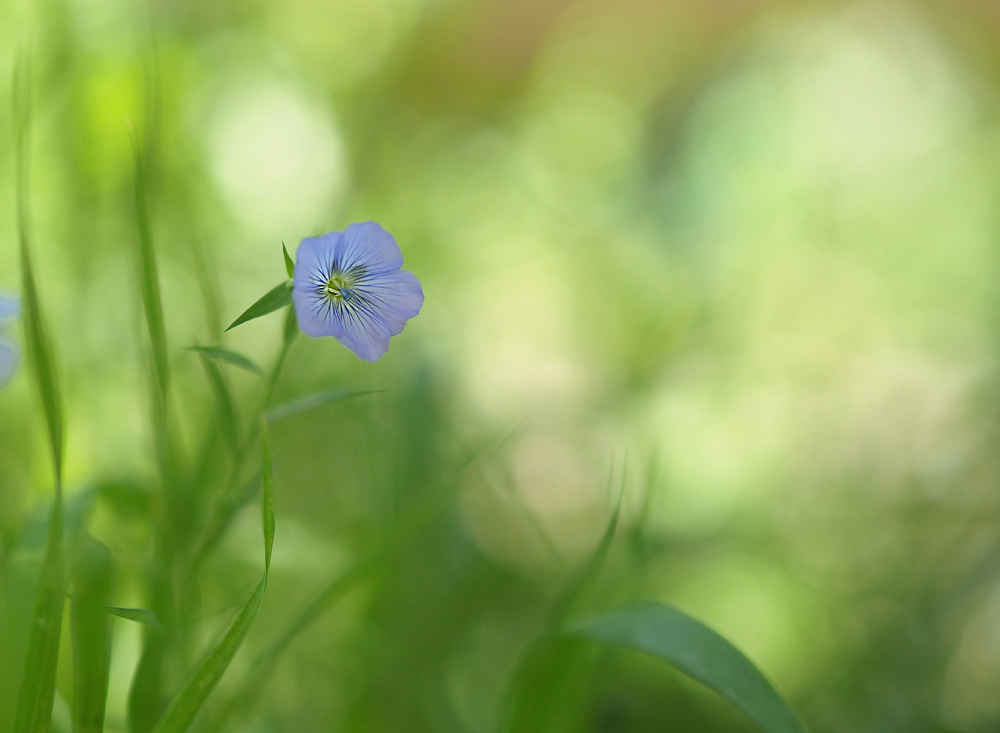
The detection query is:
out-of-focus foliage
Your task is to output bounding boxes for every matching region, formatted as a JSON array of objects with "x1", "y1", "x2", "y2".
[{"x1": 4, "y1": 0, "x2": 1000, "y2": 730}]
